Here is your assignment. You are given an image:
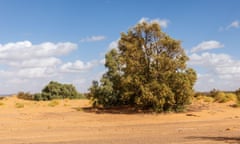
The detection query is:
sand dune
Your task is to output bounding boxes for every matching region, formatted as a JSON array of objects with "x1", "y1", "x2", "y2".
[{"x1": 0, "y1": 96, "x2": 239, "y2": 144}]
